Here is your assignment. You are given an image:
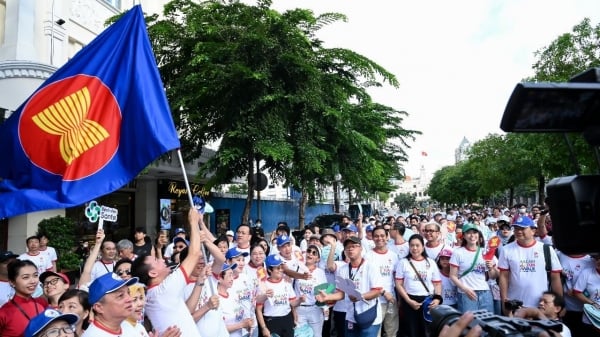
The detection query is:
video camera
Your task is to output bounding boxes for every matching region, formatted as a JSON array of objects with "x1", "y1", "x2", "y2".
[
  {"x1": 501, "y1": 67, "x2": 600, "y2": 254},
  {"x1": 431, "y1": 305, "x2": 562, "y2": 337}
]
